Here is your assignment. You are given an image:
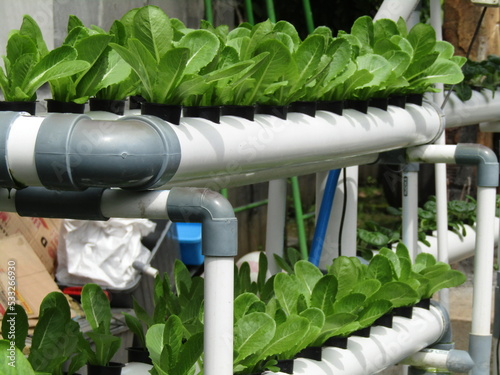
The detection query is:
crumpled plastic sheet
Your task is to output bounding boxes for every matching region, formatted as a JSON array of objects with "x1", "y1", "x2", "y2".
[{"x1": 56, "y1": 218, "x2": 156, "y2": 289}]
